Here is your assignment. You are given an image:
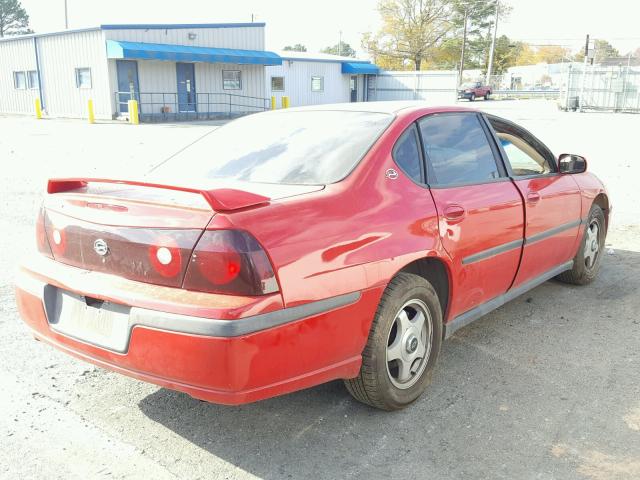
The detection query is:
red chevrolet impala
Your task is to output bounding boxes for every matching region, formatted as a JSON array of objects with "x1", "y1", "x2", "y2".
[{"x1": 16, "y1": 103, "x2": 609, "y2": 410}]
